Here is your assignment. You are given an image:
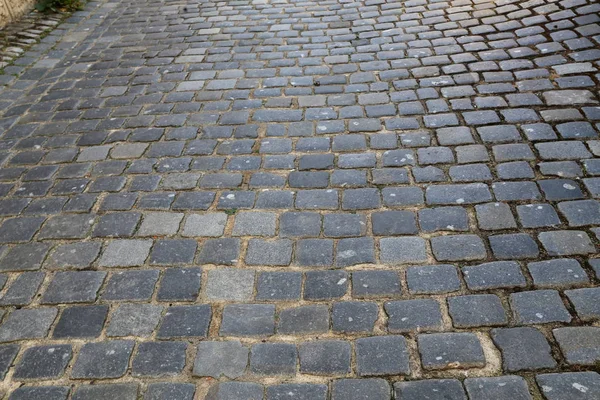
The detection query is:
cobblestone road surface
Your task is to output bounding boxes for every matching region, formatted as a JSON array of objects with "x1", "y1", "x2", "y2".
[{"x1": 0, "y1": 0, "x2": 599, "y2": 398}]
